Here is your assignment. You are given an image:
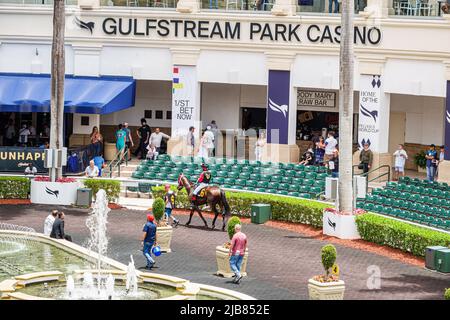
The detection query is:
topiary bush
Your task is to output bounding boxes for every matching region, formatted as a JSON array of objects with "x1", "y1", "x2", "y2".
[
  {"x1": 83, "y1": 179, "x2": 121, "y2": 202},
  {"x1": 445, "y1": 288, "x2": 450, "y2": 300},
  {"x1": 152, "y1": 198, "x2": 165, "y2": 222},
  {"x1": 321, "y1": 244, "x2": 337, "y2": 277},
  {"x1": 0, "y1": 177, "x2": 30, "y2": 199},
  {"x1": 227, "y1": 216, "x2": 241, "y2": 240}
]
